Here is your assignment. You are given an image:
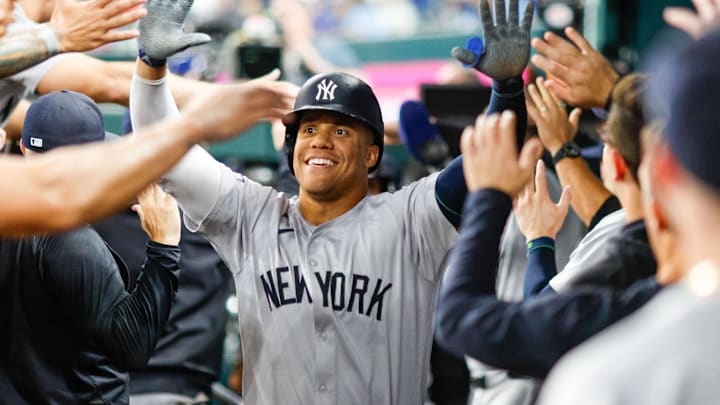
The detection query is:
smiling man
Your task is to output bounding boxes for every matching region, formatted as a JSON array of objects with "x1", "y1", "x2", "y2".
[{"x1": 128, "y1": 0, "x2": 533, "y2": 403}]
